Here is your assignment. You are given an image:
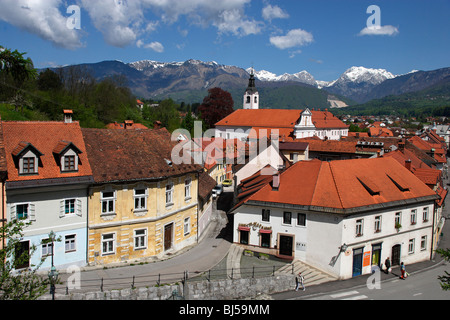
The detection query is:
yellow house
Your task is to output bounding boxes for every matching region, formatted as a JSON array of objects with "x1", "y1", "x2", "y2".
[{"x1": 82, "y1": 128, "x2": 202, "y2": 266}]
